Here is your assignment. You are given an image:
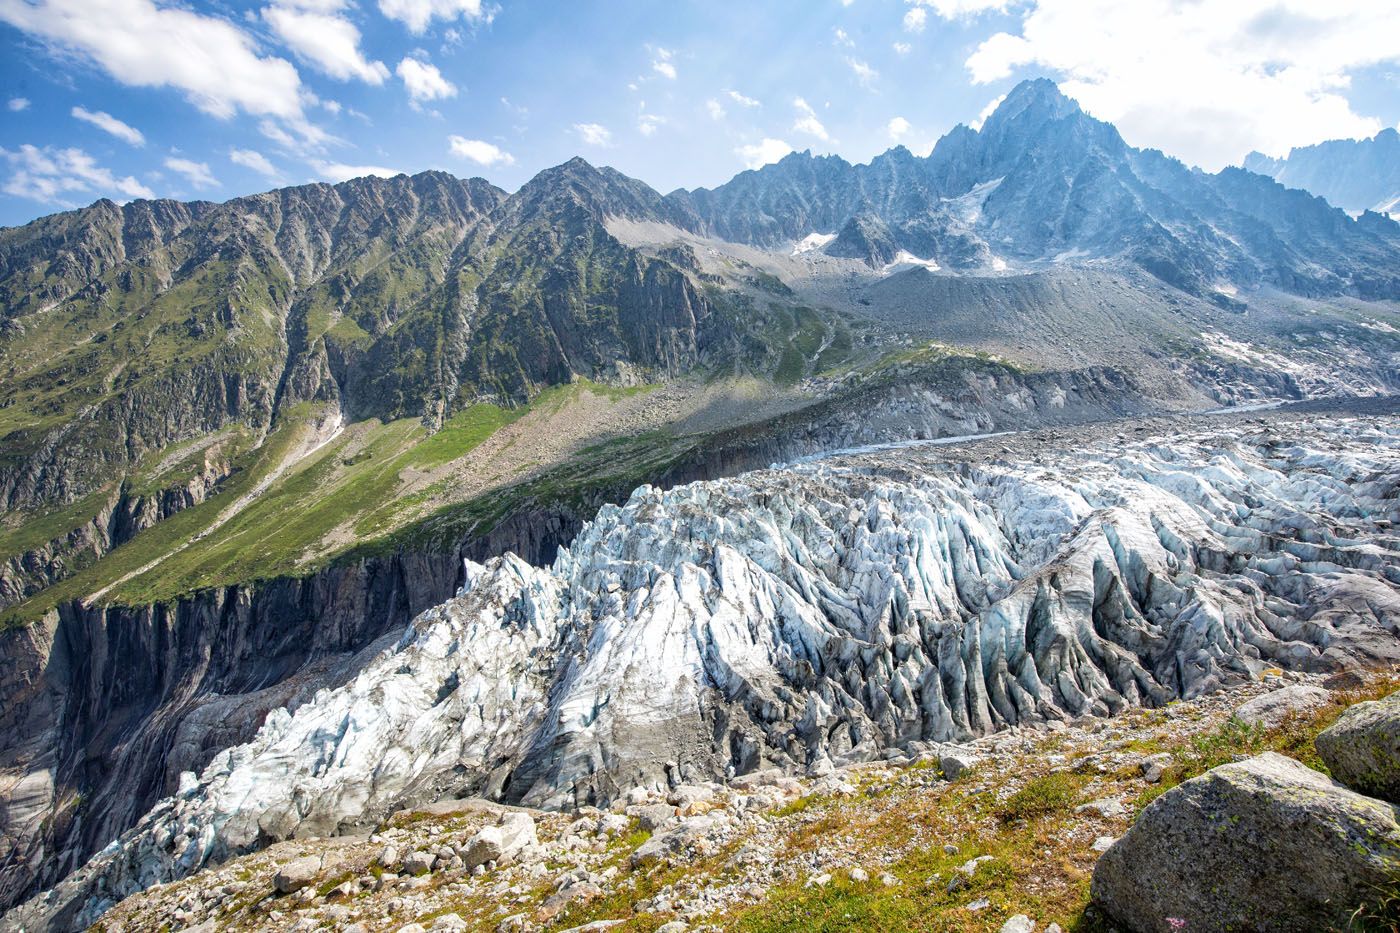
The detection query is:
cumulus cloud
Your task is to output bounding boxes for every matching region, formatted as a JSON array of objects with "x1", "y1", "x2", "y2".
[
  {"x1": 0, "y1": 0, "x2": 304, "y2": 122},
  {"x1": 230, "y1": 148, "x2": 280, "y2": 178},
  {"x1": 961, "y1": 0, "x2": 1400, "y2": 170},
  {"x1": 448, "y1": 135, "x2": 514, "y2": 166},
  {"x1": 887, "y1": 116, "x2": 911, "y2": 140},
  {"x1": 903, "y1": 8, "x2": 927, "y2": 32},
  {"x1": 705, "y1": 98, "x2": 725, "y2": 120},
  {"x1": 311, "y1": 159, "x2": 403, "y2": 182},
  {"x1": 164, "y1": 156, "x2": 218, "y2": 188},
  {"x1": 8, "y1": 97, "x2": 29, "y2": 111},
  {"x1": 792, "y1": 97, "x2": 830, "y2": 141},
  {"x1": 2, "y1": 143, "x2": 154, "y2": 203},
  {"x1": 377, "y1": 0, "x2": 490, "y2": 34},
  {"x1": 397, "y1": 56, "x2": 456, "y2": 103},
  {"x1": 261, "y1": 1, "x2": 389, "y2": 84},
  {"x1": 573, "y1": 122, "x2": 612, "y2": 146},
  {"x1": 736, "y1": 137, "x2": 793, "y2": 170},
  {"x1": 725, "y1": 89, "x2": 760, "y2": 108},
  {"x1": 71, "y1": 106, "x2": 145, "y2": 146},
  {"x1": 892, "y1": 41, "x2": 911, "y2": 55},
  {"x1": 651, "y1": 46, "x2": 676, "y2": 80}
]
